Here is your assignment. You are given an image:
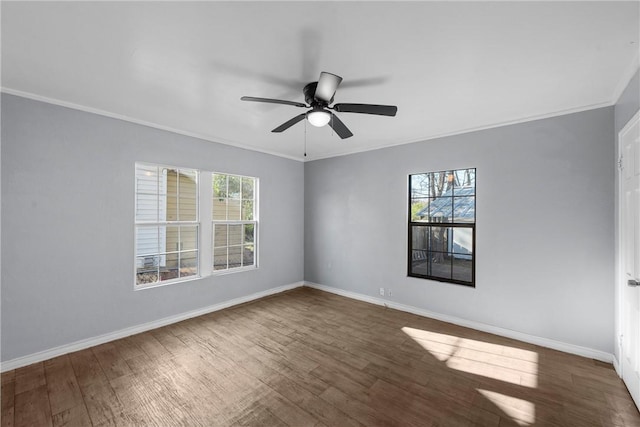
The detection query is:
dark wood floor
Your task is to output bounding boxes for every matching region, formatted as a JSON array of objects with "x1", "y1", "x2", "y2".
[{"x1": 2, "y1": 287, "x2": 639, "y2": 426}]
